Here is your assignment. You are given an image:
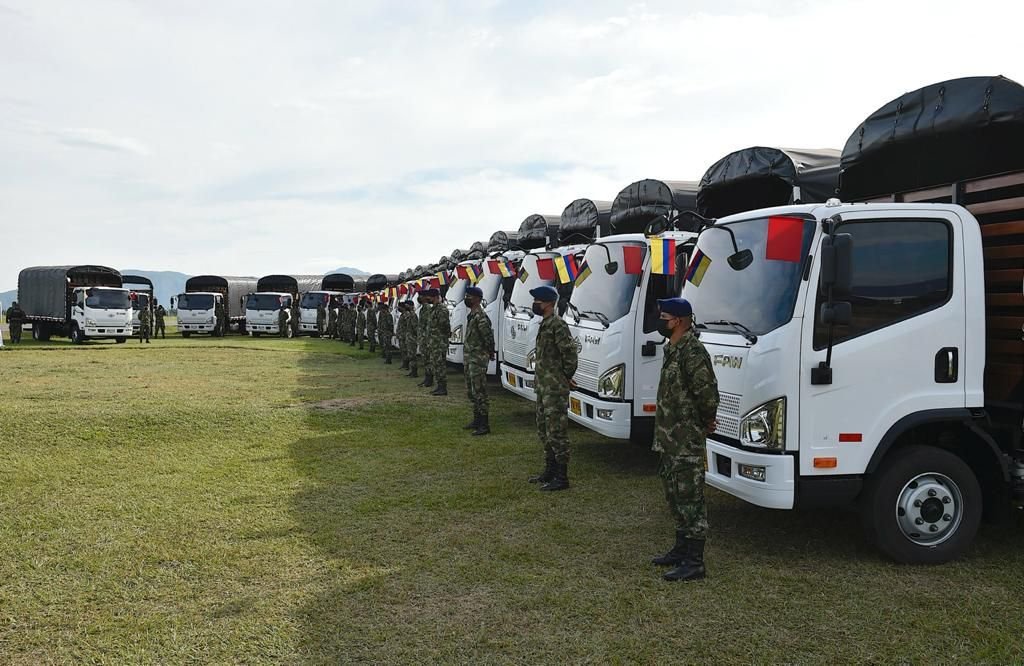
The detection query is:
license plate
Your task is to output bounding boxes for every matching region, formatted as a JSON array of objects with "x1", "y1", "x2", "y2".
[
  {"x1": 506, "y1": 371, "x2": 516, "y2": 386},
  {"x1": 569, "y1": 397, "x2": 582, "y2": 416}
]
